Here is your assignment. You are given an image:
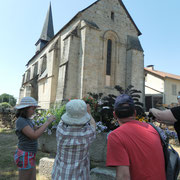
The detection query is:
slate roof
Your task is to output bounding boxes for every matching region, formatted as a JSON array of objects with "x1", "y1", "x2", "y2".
[
  {"x1": 35, "y1": 3, "x2": 54, "y2": 44},
  {"x1": 127, "y1": 35, "x2": 143, "y2": 52}
]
